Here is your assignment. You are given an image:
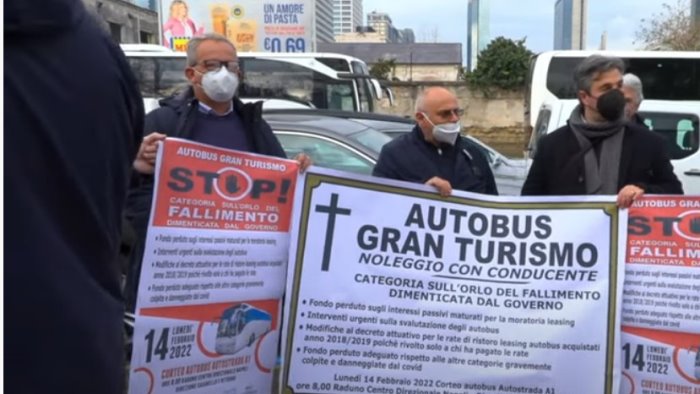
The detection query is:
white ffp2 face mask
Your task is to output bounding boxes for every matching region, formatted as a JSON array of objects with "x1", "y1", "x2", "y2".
[
  {"x1": 200, "y1": 66, "x2": 239, "y2": 103},
  {"x1": 423, "y1": 113, "x2": 461, "y2": 145}
]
